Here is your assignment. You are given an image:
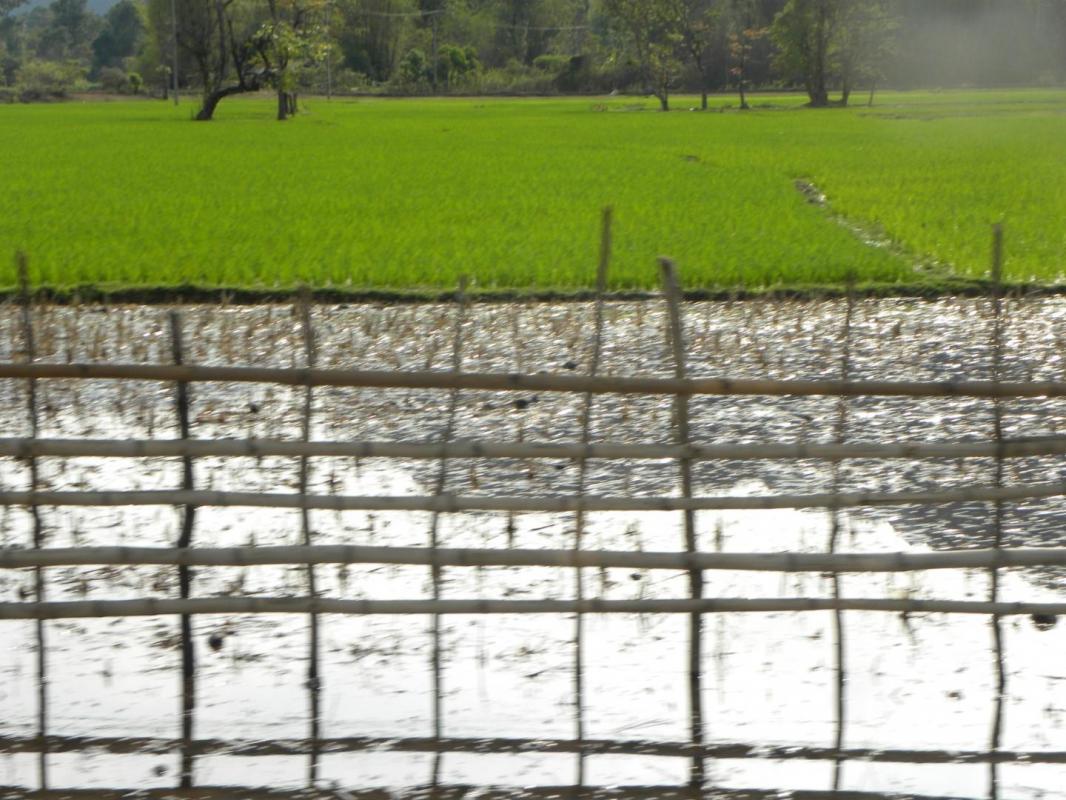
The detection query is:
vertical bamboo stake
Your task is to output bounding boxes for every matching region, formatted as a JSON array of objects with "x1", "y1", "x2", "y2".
[
  {"x1": 17, "y1": 253, "x2": 48, "y2": 791},
  {"x1": 430, "y1": 276, "x2": 469, "y2": 787},
  {"x1": 573, "y1": 208, "x2": 611, "y2": 786},
  {"x1": 296, "y1": 288, "x2": 322, "y2": 786},
  {"x1": 169, "y1": 311, "x2": 197, "y2": 789},
  {"x1": 829, "y1": 277, "x2": 855, "y2": 790},
  {"x1": 658, "y1": 258, "x2": 704, "y2": 789},
  {"x1": 988, "y1": 224, "x2": 1007, "y2": 800}
]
